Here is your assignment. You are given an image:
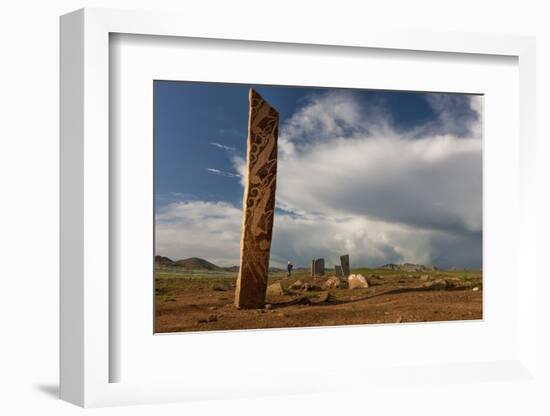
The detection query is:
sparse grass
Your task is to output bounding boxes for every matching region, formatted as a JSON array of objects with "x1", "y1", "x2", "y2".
[{"x1": 155, "y1": 267, "x2": 483, "y2": 294}]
